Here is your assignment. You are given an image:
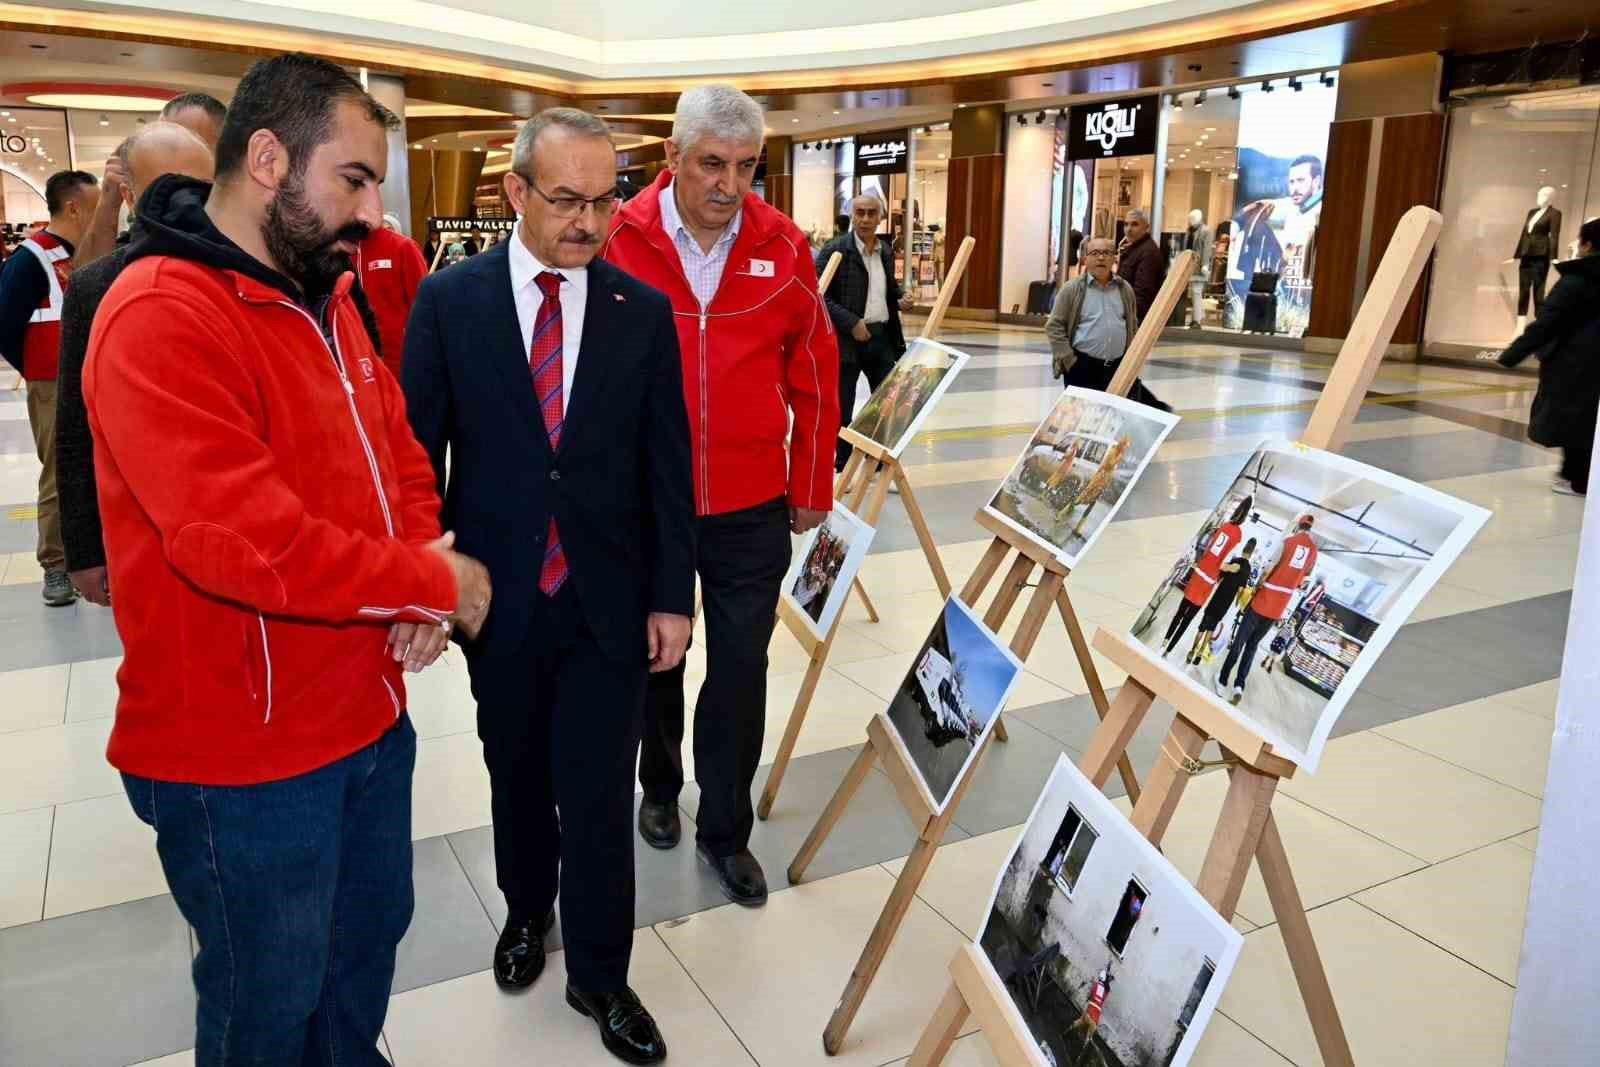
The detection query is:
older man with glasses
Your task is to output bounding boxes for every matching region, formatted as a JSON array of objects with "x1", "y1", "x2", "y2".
[
  {"x1": 1045, "y1": 236, "x2": 1168, "y2": 410},
  {"x1": 404, "y1": 107, "x2": 694, "y2": 1064}
]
